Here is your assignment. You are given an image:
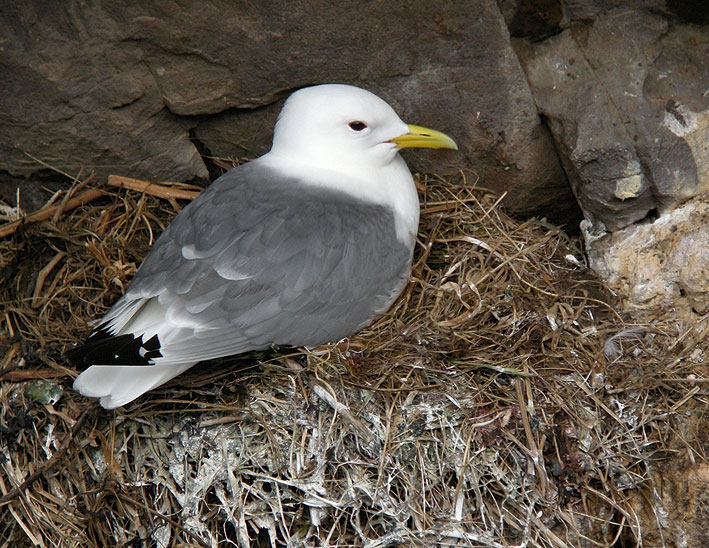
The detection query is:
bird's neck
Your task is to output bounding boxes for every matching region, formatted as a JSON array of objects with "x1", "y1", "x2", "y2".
[{"x1": 257, "y1": 154, "x2": 420, "y2": 247}]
